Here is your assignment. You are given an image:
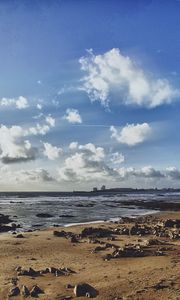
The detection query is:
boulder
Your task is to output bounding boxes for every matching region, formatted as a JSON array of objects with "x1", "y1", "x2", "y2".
[
  {"x1": 74, "y1": 283, "x2": 98, "y2": 297},
  {"x1": 21, "y1": 285, "x2": 30, "y2": 297},
  {"x1": 30, "y1": 285, "x2": 43, "y2": 297},
  {"x1": 9, "y1": 286, "x2": 20, "y2": 297}
]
